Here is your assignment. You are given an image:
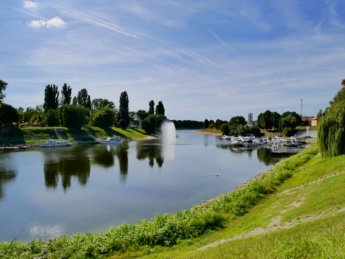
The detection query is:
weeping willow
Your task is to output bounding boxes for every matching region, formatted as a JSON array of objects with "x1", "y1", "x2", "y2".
[{"x1": 318, "y1": 86, "x2": 345, "y2": 157}]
